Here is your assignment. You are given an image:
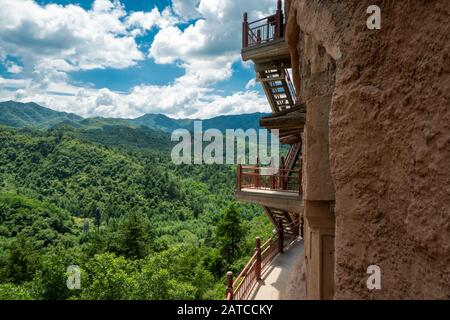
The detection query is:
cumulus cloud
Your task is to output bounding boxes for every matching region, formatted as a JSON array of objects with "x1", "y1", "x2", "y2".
[
  {"x1": 0, "y1": 76, "x2": 30, "y2": 88},
  {"x1": 172, "y1": 0, "x2": 201, "y2": 21},
  {"x1": 0, "y1": 0, "x2": 273, "y2": 119},
  {"x1": 245, "y1": 79, "x2": 256, "y2": 90},
  {"x1": 5, "y1": 61, "x2": 23, "y2": 74},
  {"x1": 0, "y1": 77, "x2": 267, "y2": 119},
  {"x1": 150, "y1": 0, "x2": 276, "y2": 85},
  {"x1": 126, "y1": 7, "x2": 178, "y2": 36},
  {"x1": 0, "y1": 0, "x2": 143, "y2": 73}
]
